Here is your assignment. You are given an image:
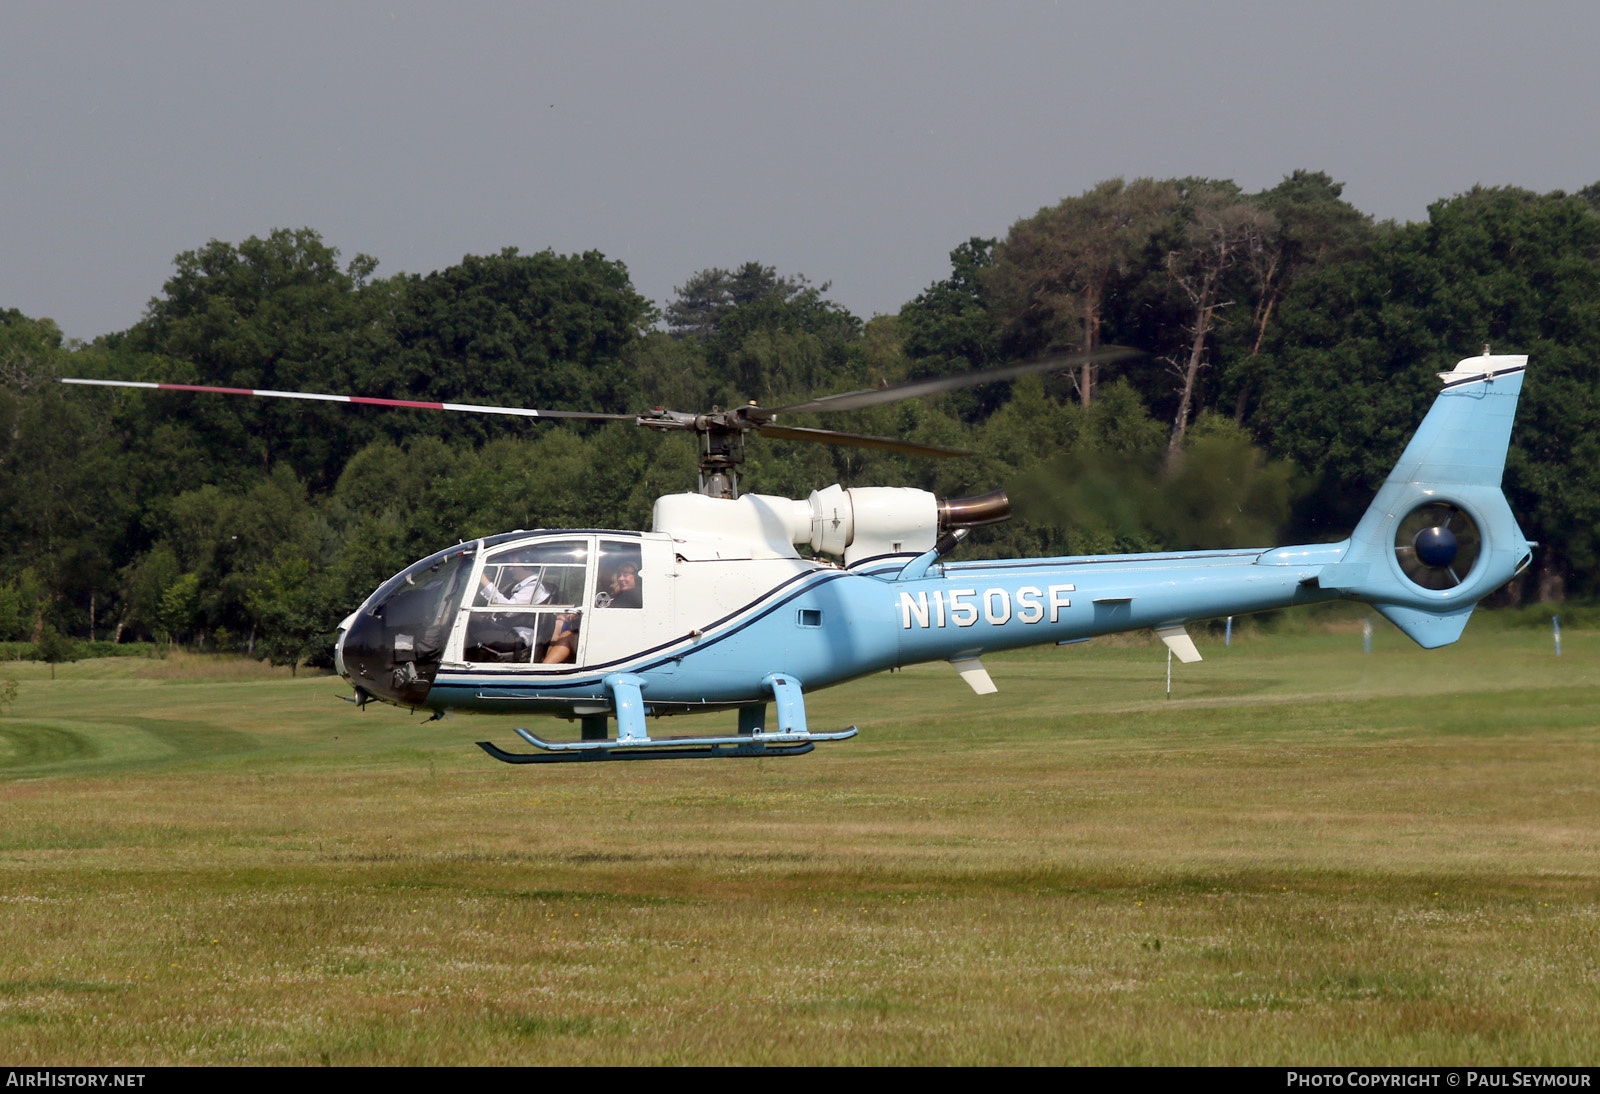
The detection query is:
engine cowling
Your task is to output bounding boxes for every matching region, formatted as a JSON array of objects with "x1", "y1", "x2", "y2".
[
  {"x1": 806, "y1": 486, "x2": 1011, "y2": 565},
  {"x1": 651, "y1": 486, "x2": 1011, "y2": 564}
]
